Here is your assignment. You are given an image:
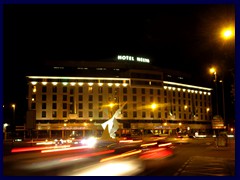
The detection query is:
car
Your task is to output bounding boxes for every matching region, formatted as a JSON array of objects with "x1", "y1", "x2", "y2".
[
  {"x1": 54, "y1": 138, "x2": 64, "y2": 145},
  {"x1": 139, "y1": 140, "x2": 175, "y2": 160},
  {"x1": 13, "y1": 137, "x2": 23, "y2": 142}
]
